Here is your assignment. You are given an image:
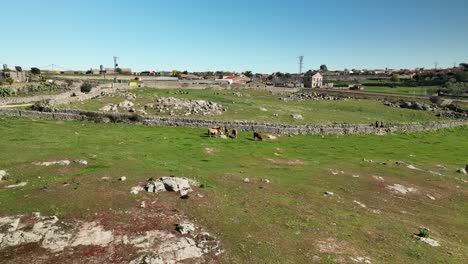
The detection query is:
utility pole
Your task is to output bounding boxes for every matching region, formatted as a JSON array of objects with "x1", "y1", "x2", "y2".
[
  {"x1": 113, "y1": 56, "x2": 119, "y2": 87},
  {"x1": 434, "y1": 61, "x2": 438, "y2": 70}
]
